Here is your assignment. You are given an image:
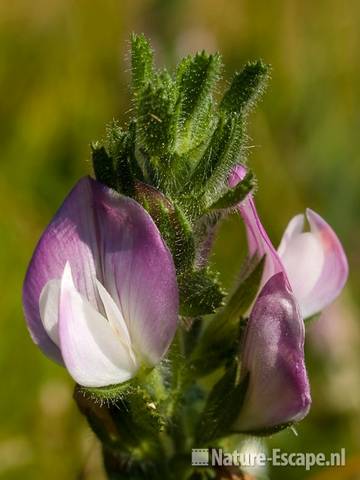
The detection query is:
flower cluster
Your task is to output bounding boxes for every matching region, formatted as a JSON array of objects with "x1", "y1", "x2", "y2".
[{"x1": 22, "y1": 34, "x2": 348, "y2": 477}]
